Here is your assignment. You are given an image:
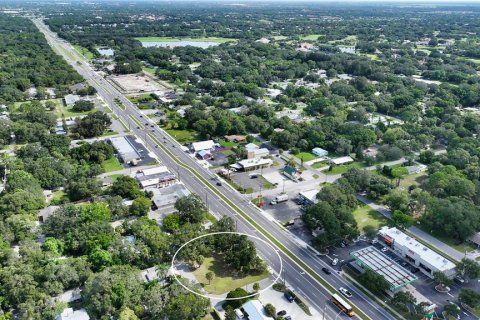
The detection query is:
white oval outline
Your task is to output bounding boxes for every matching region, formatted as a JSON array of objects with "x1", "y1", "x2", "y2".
[{"x1": 170, "y1": 231, "x2": 283, "y2": 300}]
